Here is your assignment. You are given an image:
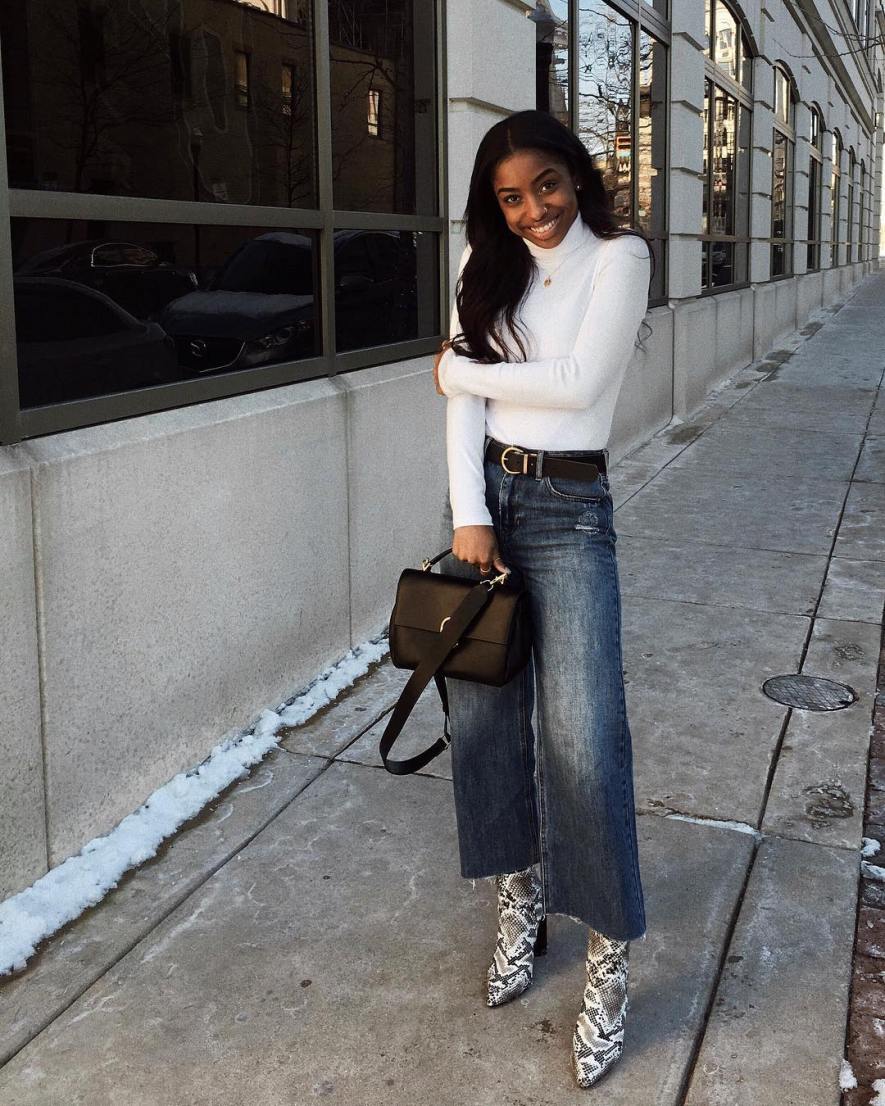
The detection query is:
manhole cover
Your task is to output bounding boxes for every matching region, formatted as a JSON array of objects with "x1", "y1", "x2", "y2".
[{"x1": 762, "y1": 674, "x2": 857, "y2": 711}]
